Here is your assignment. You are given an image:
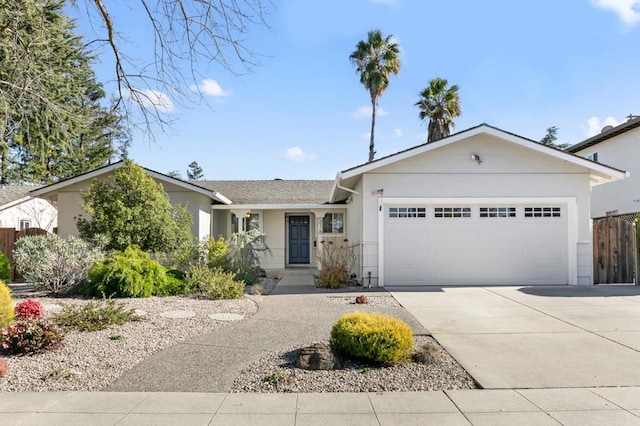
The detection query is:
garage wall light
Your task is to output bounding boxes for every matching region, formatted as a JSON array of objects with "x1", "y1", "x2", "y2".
[{"x1": 470, "y1": 154, "x2": 482, "y2": 165}]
